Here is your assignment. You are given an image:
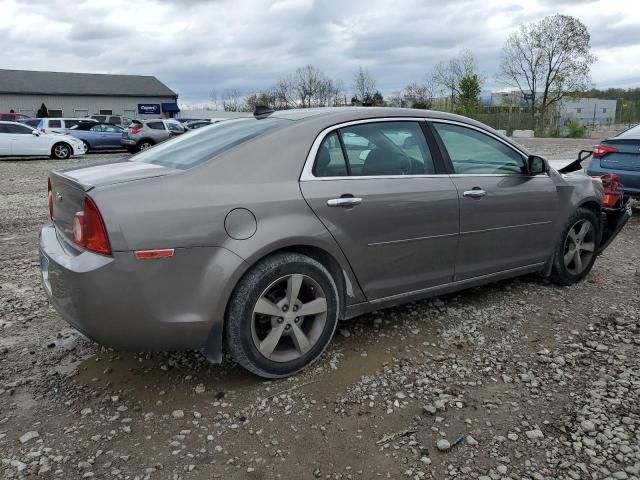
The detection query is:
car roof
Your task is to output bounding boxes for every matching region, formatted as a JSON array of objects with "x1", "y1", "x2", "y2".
[{"x1": 0, "y1": 120, "x2": 31, "y2": 126}]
